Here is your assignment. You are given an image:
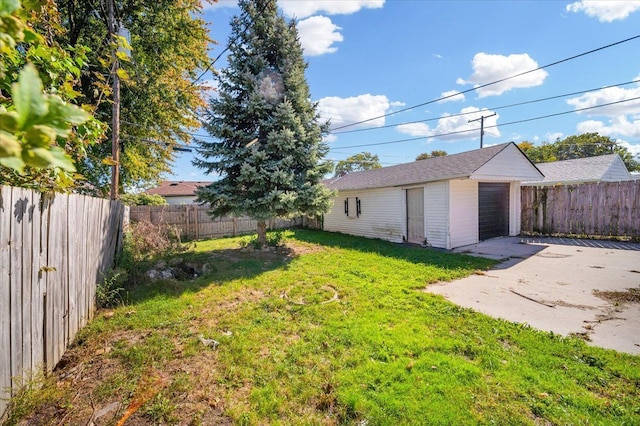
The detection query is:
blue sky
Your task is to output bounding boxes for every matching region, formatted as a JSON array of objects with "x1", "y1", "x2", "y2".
[{"x1": 169, "y1": 0, "x2": 640, "y2": 181}]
